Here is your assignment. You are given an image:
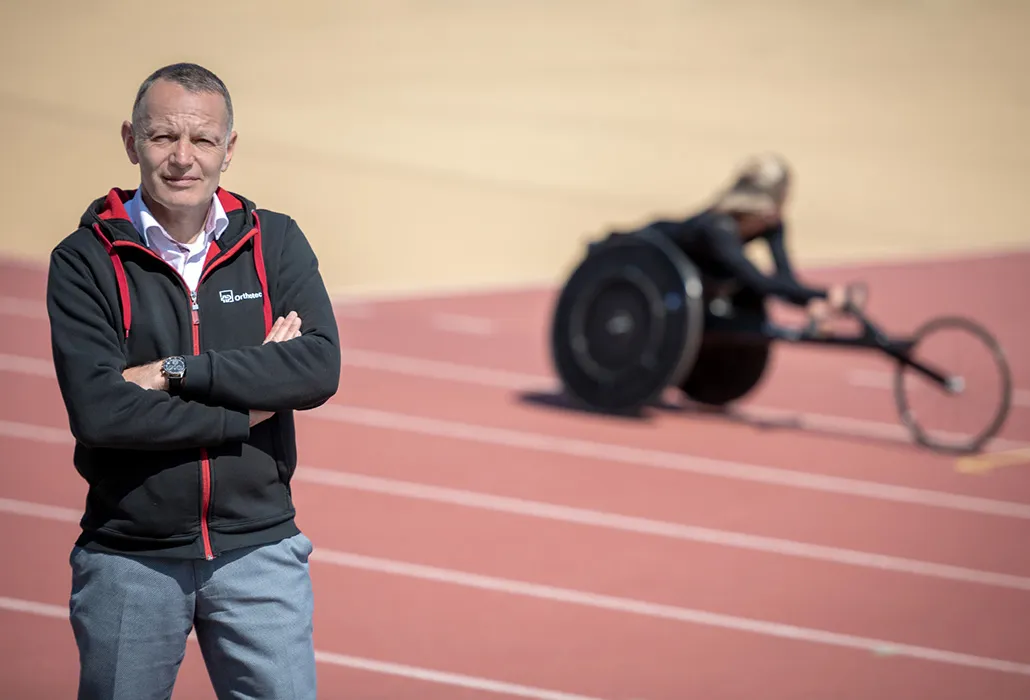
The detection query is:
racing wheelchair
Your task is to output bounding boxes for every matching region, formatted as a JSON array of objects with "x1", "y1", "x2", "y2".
[{"x1": 549, "y1": 227, "x2": 1013, "y2": 454}]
